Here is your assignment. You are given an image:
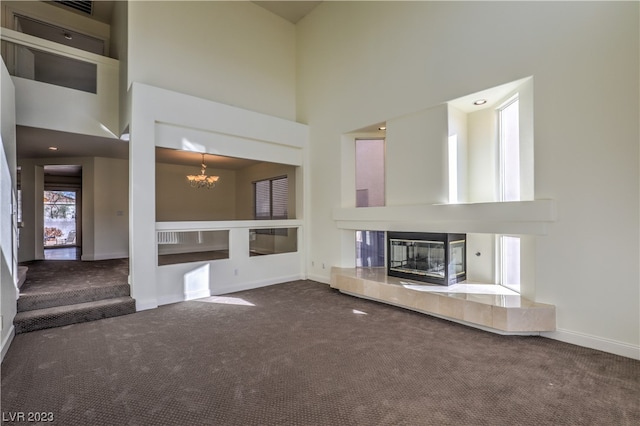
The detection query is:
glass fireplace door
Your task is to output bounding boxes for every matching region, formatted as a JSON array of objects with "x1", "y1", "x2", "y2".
[{"x1": 389, "y1": 239, "x2": 445, "y2": 279}]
